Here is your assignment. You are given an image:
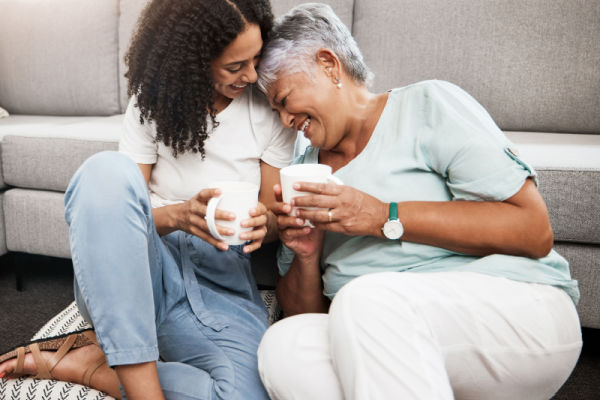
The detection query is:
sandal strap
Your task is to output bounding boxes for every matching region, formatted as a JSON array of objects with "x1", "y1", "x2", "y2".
[
  {"x1": 46, "y1": 333, "x2": 78, "y2": 374},
  {"x1": 30, "y1": 343, "x2": 51, "y2": 380},
  {"x1": 82, "y1": 355, "x2": 106, "y2": 387},
  {"x1": 81, "y1": 330, "x2": 98, "y2": 345},
  {"x1": 15, "y1": 347, "x2": 25, "y2": 374}
]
